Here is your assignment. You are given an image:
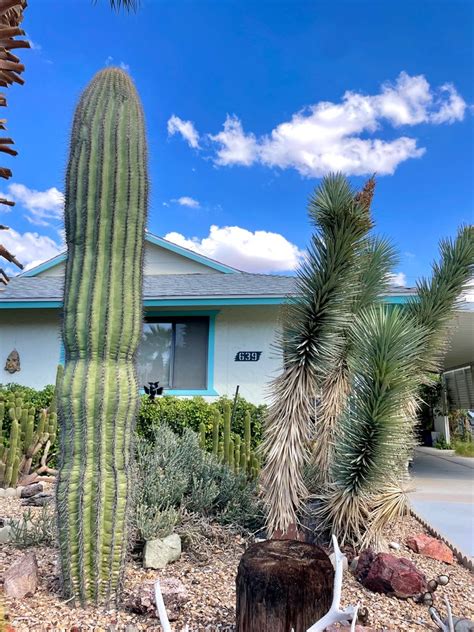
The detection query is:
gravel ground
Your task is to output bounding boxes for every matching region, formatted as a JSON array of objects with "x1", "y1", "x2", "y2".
[{"x1": 1, "y1": 492, "x2": 473, "y2": 631}]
